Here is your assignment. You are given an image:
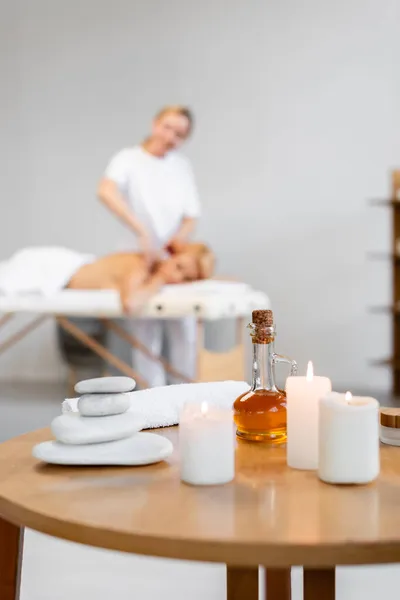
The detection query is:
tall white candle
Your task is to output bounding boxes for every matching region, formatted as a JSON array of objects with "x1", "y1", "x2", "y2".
[
  {"x1": 286, "y1": 362, "x2": 332, "y2": 470},
  {"x1": 179, "y1": 402, "x2": 235, "y2": 486},
  {"x1": 318, "y1": 392, "x2": 380, "y2": 485}
]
